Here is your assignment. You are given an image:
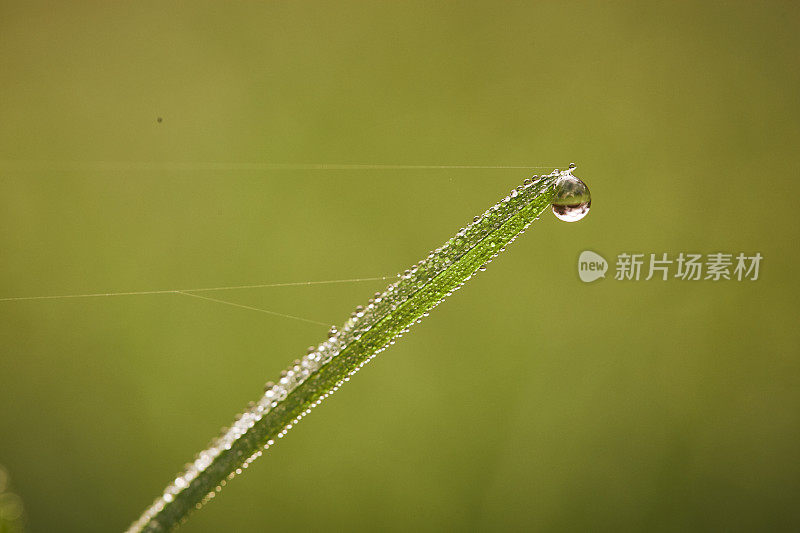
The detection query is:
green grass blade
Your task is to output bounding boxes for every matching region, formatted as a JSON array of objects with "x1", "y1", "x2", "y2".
[{"x1": 127, "y1": 170, "x2": 562, "y2": 532}]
